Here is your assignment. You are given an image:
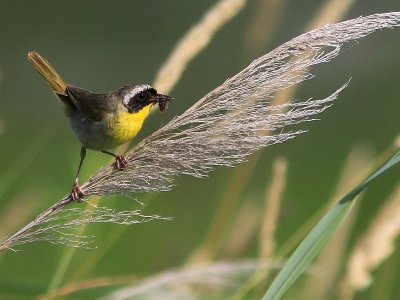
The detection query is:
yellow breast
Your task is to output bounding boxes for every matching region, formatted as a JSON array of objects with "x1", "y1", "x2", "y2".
[{"x1": 111, "y1": 104, "x2": 152, "y2": 145}]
